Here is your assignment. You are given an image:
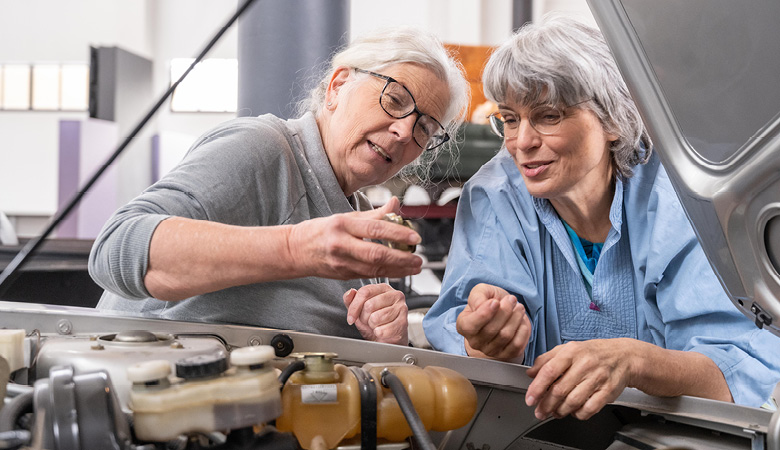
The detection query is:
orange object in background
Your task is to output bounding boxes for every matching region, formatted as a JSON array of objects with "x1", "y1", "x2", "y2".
[{"x1": 444, "y1": 44, "x2": 496, "y2": 122}]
